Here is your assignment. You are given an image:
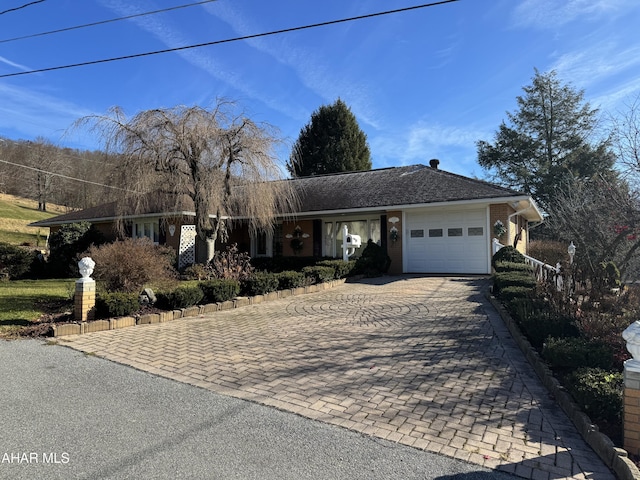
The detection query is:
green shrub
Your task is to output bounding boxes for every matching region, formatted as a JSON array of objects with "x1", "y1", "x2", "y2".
[
  {"x1": 494, "y1": 261, "x2": 534, "y2": 273},
  {"x1": 156, "y1": 285, "x2": 204, "y2": 309},
  {"x1": 354, "y1": 240, "x2": 391, "y2": 276},
  {"x1": 47, "y1": 222, "x2": 106, "y2": 278},
  {"x1": 87, "y1": 238, "x2": 177, "y2": 293},
  {"x1": 566, "y1": 368, "x2": 622, "y2": 423},
  {"x1": 494, "y1": 271, "x2": 536, "y2": 292},
  {"x1": 198, "y1": 279, "x2": 240, "y2": 303},
  {"x1": 0, "y1": 242, "x2": 35, "y2": 280},
  {"x1": 518, "y1": 311, "x2": 579, "y2": 350},
  {"x1": 241, "y1": 272, "x2": 279, "y2": 296},
  {"x1": 276, "y1": 271, "x2": 308, "y2": 290},
  {"x1": 542, "y1": 337, "x2": 613, "y2": 370},
  {"x1": 96, "y1": 291, "x2": 140, "y2": 318},
  {"x1": 301, "y1": 265, "x2": 335, "y2": 284},
  {"x1": 498, "y1": 285, "x2": 534, "y2": 302},
  {"x1": 492, "y1": 246, "x2": 525, "y2": 268},
  {"x1": 316, "y1": 259, "x2": 356, "y2": 279}
]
